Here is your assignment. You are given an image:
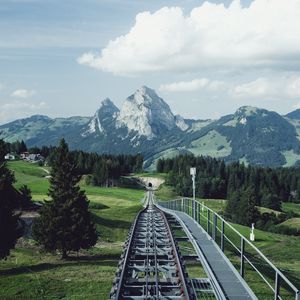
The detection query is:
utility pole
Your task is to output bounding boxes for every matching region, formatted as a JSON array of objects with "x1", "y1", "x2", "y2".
[{"x1": 190, "y1": 167, "x2": 196, "y2": 220}]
